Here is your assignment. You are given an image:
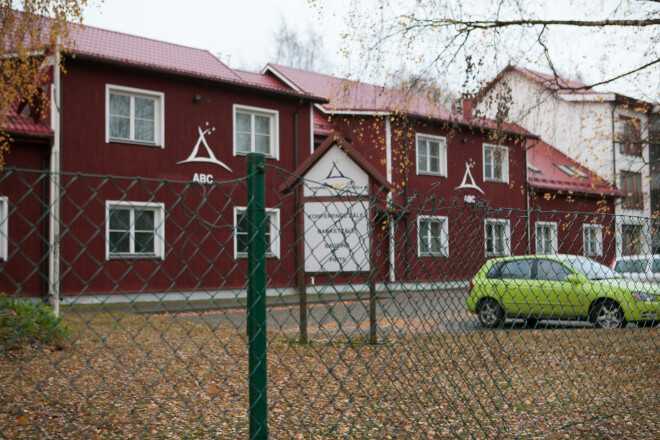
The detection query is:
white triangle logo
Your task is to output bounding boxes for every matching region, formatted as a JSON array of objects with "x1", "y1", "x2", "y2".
[
  {"x1": 178, "y1": 123, "x2": 233, "y2": 172},
  {"x1": 455, "y1": 161, "x2": 485, "y2": 195}
]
